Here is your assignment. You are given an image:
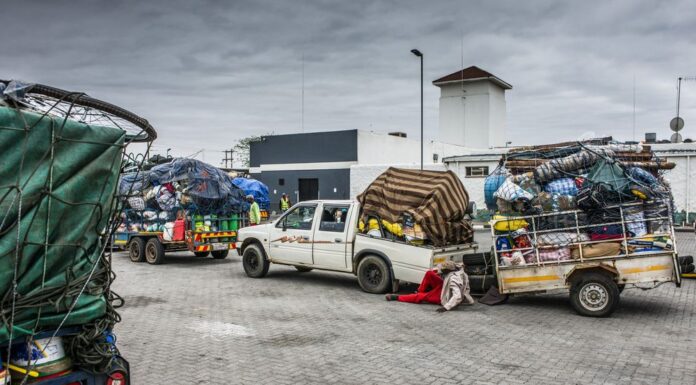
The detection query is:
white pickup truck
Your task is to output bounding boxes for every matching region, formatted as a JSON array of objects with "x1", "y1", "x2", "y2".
[{"x1": 236, "y1": 200, "x2": 479, "y2": 293}]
